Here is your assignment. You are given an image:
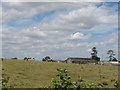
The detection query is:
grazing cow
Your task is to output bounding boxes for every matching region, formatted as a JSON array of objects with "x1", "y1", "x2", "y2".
[{"x1": 24, "y1": 57, "x2": 35, "y2": 61}]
